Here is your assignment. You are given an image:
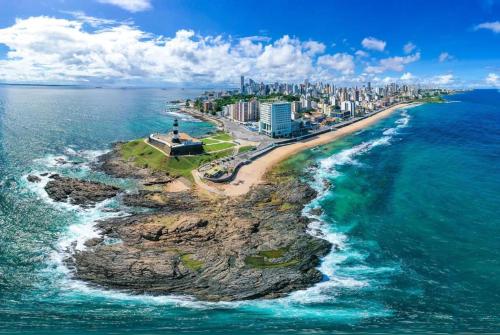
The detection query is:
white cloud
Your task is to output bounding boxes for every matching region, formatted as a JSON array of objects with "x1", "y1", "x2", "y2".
[
  {"x1": 361, "y1": 37, "x2": 386, "y2": 51},
  {"x1": 486, "y1": 73, "x2": 499, "y2": 86},
  {"x1": 382, "y1": 76, "x2": 396, "y2": 84},
  {"x1": 438, "y1": 52, "x2": 453, "y2": 62},
  {"x1": 355, "y1": 50, "x2": 369, "y2": 58},
  {"x1": 97, "y1": 0, "x2": 152, "y2": 12},
  {"x1": 0, "y1": 16, "x2": 348, "y2": 84},
  {"x1": 62, "y1": 11, "x2": 122, "y2": 27},
  {"x1": 254, "y1": 36, "x2": 319, "y2": 81},
  {"x1": 302, "y1": 40, "x2": 326, "y2": 55},
  {"x1": 475, "y1": 21, "x2": 500, "y2": 33},
  {"x1": 400, "y1": 72, "x2": 414, "y2": 81},
  {"x1": 317, "y1": 53, "x2": 355, "y2": 74},
  {"x1": 403, "y1": 42, "x2": 416, "y2": 54},
  {"x1": 365, "y1": 53, "x2": 420, "y2": 73},
  {"x1": 434, "y1": 74, "x2": 454, "y2": 85}
]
